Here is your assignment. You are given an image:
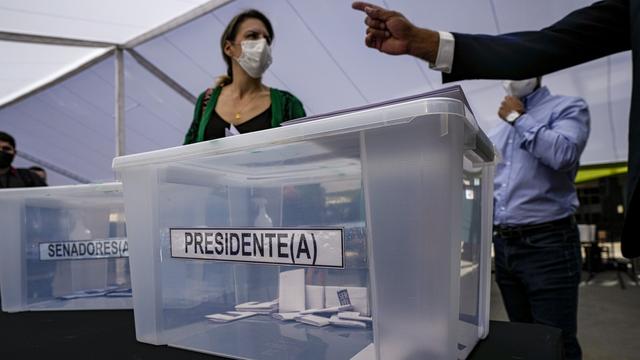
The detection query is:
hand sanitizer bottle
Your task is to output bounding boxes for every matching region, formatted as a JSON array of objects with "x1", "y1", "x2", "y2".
[{"x1": 254, "y1": 197, "x2": 273, "y2": 227}]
